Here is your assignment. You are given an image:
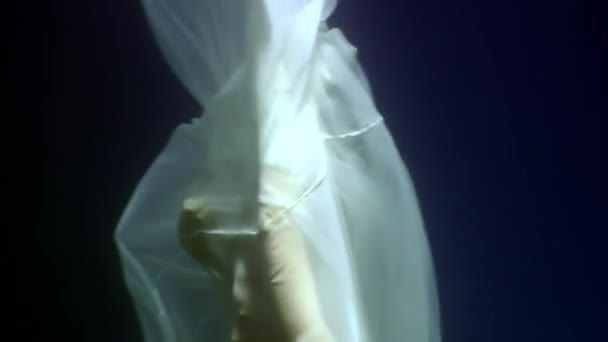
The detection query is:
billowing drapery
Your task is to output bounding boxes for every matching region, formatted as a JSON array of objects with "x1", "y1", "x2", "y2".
[{"x1": 115, "y1": 1, "x2": 441, "y2": 341}]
